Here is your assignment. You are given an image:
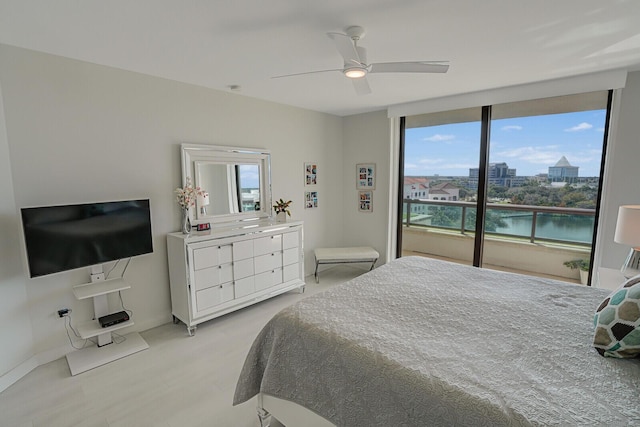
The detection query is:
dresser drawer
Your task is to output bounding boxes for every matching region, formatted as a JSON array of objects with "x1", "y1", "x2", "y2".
[
  {"x1": 255, "y1": 251, "x2": 282, "y2": 274},
  {"x1": 283, "y1": 263, "x2": 300, "y2": 282},
  {"x1": 254, "y1": 234, "x2": 282, "y2": 256},
  {"x1": 283, "y1": 247, "x2": 299, "y2": 266},
  {"x1": 282, "y1": 231, "x2": 299, "y2": 250},
  {"x1": 192, "y1": 244, "x2": 232, "y2": 270},
  {"x1": 255, "y1": 268, "x2": 283, "y2": 291},
  {"x1": 196, "y1": 281, "x2": 234, "y2": 311},
  {"x1": 233, "y1": 239, "x2": 254, "y2": 261},
  {"x1": 193, "y1": 263, "x2": 233, "y2": 291},
  {"x1": 233, "y1": 257, "x2": 254, "y2": 280},
  {"x1": 235, "y1": 276, "x2": 255, "y2": 298}
]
